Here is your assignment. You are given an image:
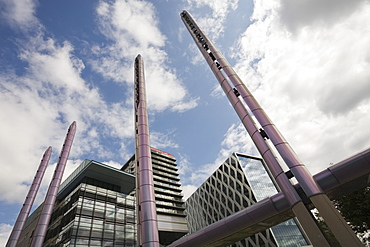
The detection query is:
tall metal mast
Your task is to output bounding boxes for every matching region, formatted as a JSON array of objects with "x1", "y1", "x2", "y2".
[
  {"x1": 134, "y1": 55, "x2": 160, "y2": 247},
  {"x1": 181, "y1": 10, "x2": 363, "y2": 246},
  {"x1": 6, "y1": 147, "x2": 52, "y2": 247},
  {"x1": 30, "y1": 121, "x2": 76, "y2": 247}
]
